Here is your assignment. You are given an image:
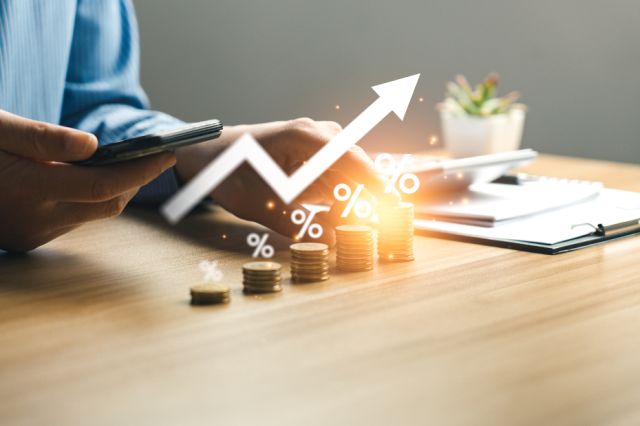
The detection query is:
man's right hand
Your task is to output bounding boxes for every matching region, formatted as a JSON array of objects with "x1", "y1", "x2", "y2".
[{"x1": 0, "y1": 110, "x2": 175, "y2": 252}]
